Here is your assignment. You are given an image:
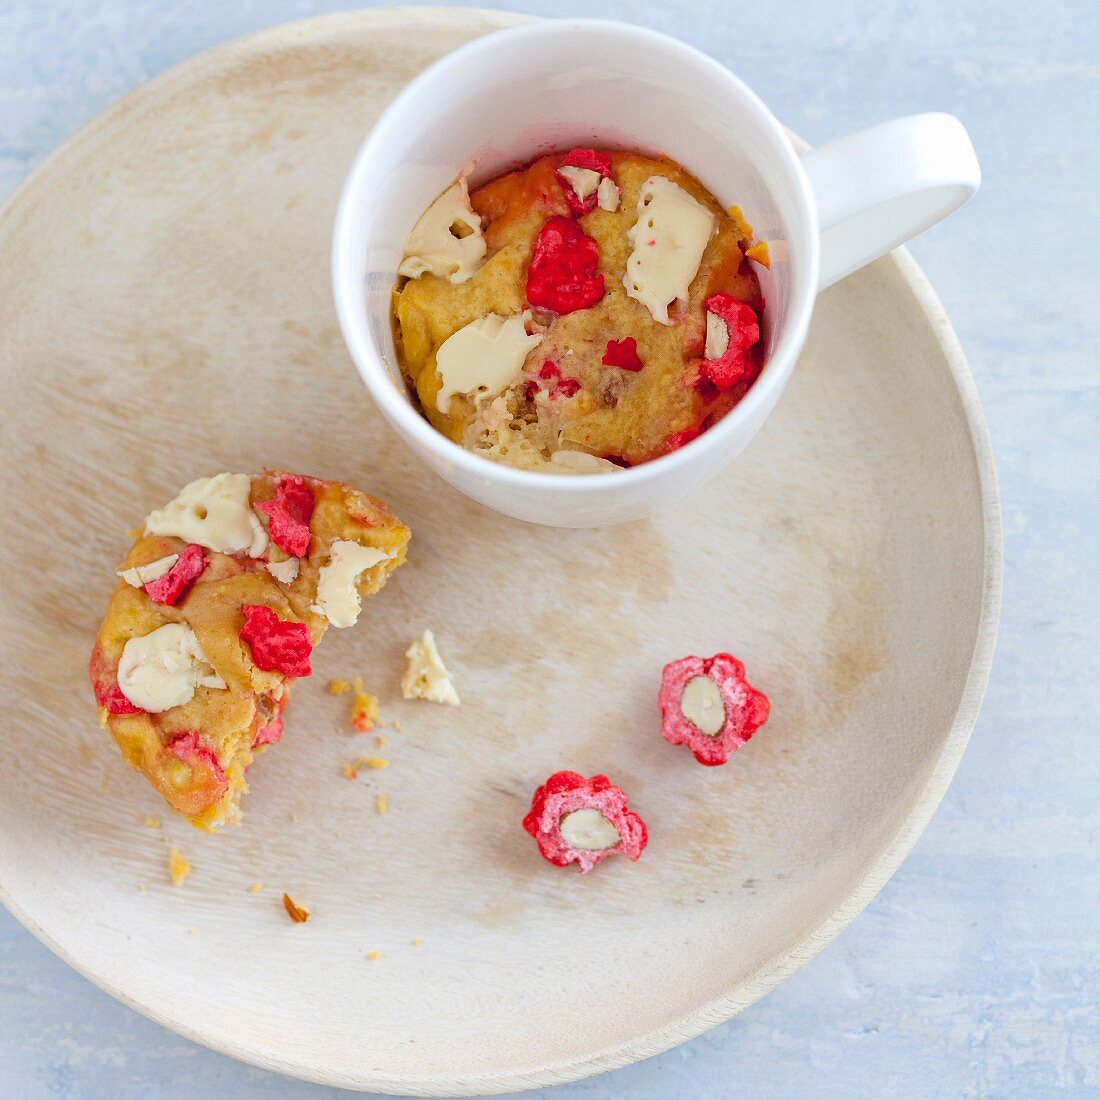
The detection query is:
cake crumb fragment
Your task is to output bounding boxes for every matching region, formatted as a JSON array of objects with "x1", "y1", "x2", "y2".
[
  {"x1": 248, "y1": 882, "x2": 265, "y2": 894},
  {"x1": 366, "y1": 950, "x2": 383, "y2": 961},
  {"x1": 168, "y1": 848, "x2": 191, "y2": 887},
  {"x1": 376, "y1": 793, "x2": 388, "y2": 815},
  {"x1": 282, "y1": 893, "x2": 310, "y2": 923},
  {"x1": 351, "y1": 677, "x2": 382, "y2": 732},
  {"x1": 328, "y1": 678, "x2": 352, "y2": 696},
  {"x1": 342, "y1": 756, "x2": 390, "y2": 780},
  {"x1": 411, "y1": 938, "x2": 423, "y2": 947},
  {"x1": 144, "y1": 816, "x2": 161, "y2": 829}
]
